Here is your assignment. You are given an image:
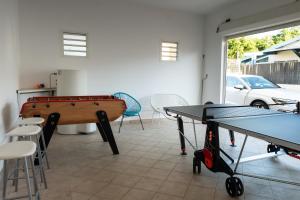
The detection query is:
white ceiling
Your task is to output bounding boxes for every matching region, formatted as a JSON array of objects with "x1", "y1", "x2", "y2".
[{"x1": 127, "y1": 0, "x2": 242, "y2": 14}]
